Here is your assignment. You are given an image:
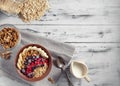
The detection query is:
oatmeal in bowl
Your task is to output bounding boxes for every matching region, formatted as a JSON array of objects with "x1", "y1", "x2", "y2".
[
  {"x1": 0, "y1": 24, "x2": 21, "y2": 50},
  {"x1": 15, "y1": 44, "x2": 52, "y2": 81}
]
